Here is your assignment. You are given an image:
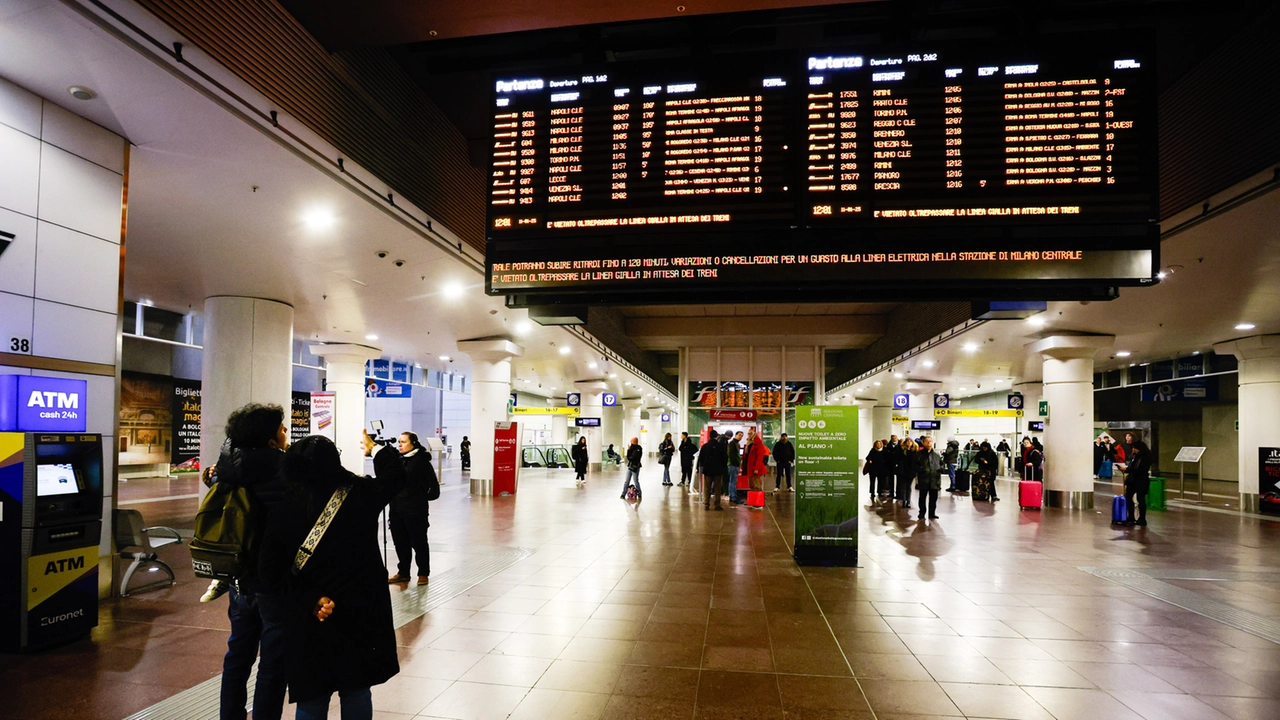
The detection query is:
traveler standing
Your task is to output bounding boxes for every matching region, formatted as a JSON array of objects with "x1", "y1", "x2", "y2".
[
  {"x1": 974, "y1": 440, "x2": 1000, "y2": 501},
  {"x1": 884, "y1": 436, "x2": 902, "y2": 505},
  {"x1": 622, "y1": 437, "x2": 643, "y2": 499},
  {"x1": 996, "y1": 438, "x2": 1011, "y2": 474},
  {"x1": 214, "y1": 403, "x2": 291, "y2": 720},
  {"x1": 259, "y1": 431, "x2": 407, "y2": 720},
  {"x1": 743, "y1": 427, "x2": 770, "y2": 500},
  {"x1": 678, "y1": 432, "x2": 697, "y2": 486},
  {"x1": 388, "y1": 432, "x2": 434, "y2": 587},
  {"x1": 916, "y1": 437, "x2": 944, "y2": 520},
  {"x1": 658, "y1": 432, "x2": 675, "y2": 486},
  {"x1": 459, "y1": 436, "x2": 471, "y2": 471},
  {"x1": 864, "y1": 441, "x2": 886, "y2": 501},
  {"x1": 698, "y1": 430, "x2": 727, "y2": 510},
  {"x1": 728, "y1": 431, "x2": 744, "y2": 505},
  {"x1": 772, "y1": 433, "x2": 795, "y2": 492},
  {"x1": 943, "y1": 439, "x2": 960, "y2": 493},
  {"x1": 1094, "y1": 436, "x2": 1107, "y2": 477},
  {"x1": 896, "y1": 438, "x2": 918, "y2": 509},
  {"x1": 571, "y1": 437, "x2": 589, "y2": 486},
  {"x1": 1021, "y1": 438, "x2": 1044, "y2": 481},
  {"x1": 1121, "y1": 440, "x2": 1153, "y2": 527}
]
